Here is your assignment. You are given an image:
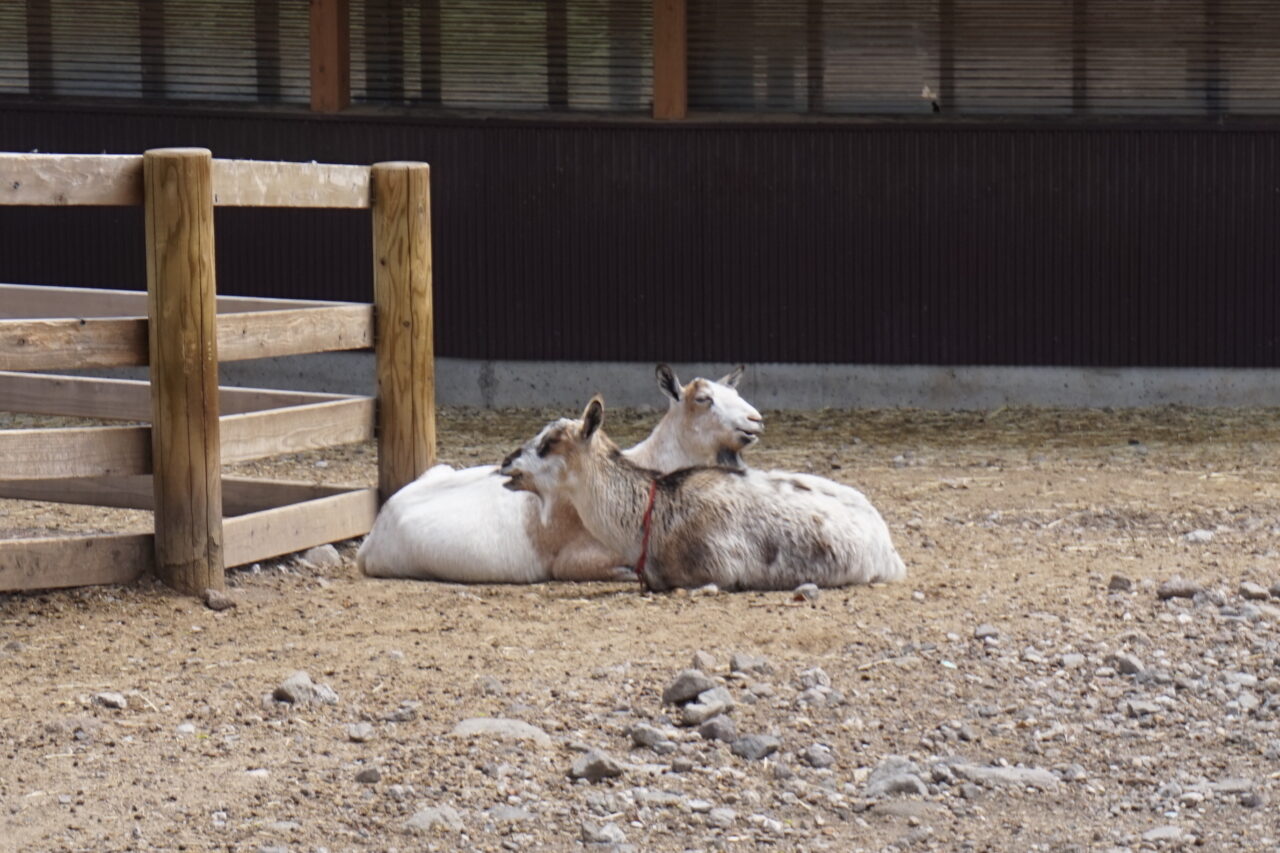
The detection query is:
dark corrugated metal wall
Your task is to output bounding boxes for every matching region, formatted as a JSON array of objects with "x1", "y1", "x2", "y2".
[{"x1": 1, "y1": 103, "x2": 1277, "y2": 367}]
